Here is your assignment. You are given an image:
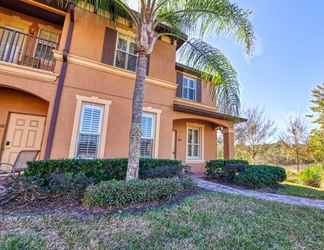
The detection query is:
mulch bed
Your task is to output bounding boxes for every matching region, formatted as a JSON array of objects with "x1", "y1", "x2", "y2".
[{"x1": 0, "y1": 188, "x2": 204, "y2": 219}]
